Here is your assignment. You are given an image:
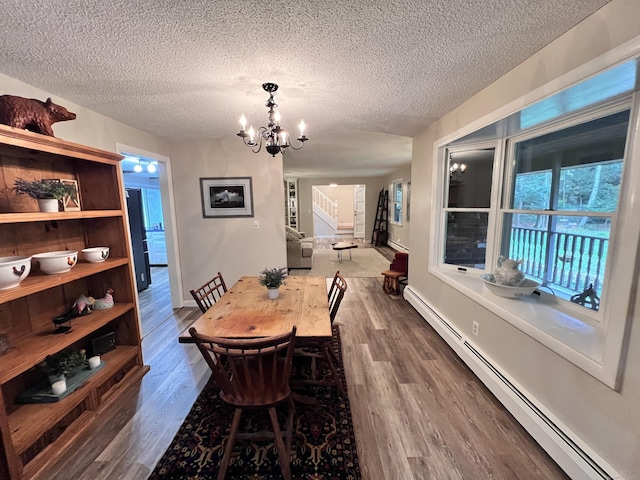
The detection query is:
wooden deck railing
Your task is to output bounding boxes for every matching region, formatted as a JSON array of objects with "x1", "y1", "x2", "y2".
[{"x1": 508, "y1": 226, "x2": 609, "y2": 296}]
